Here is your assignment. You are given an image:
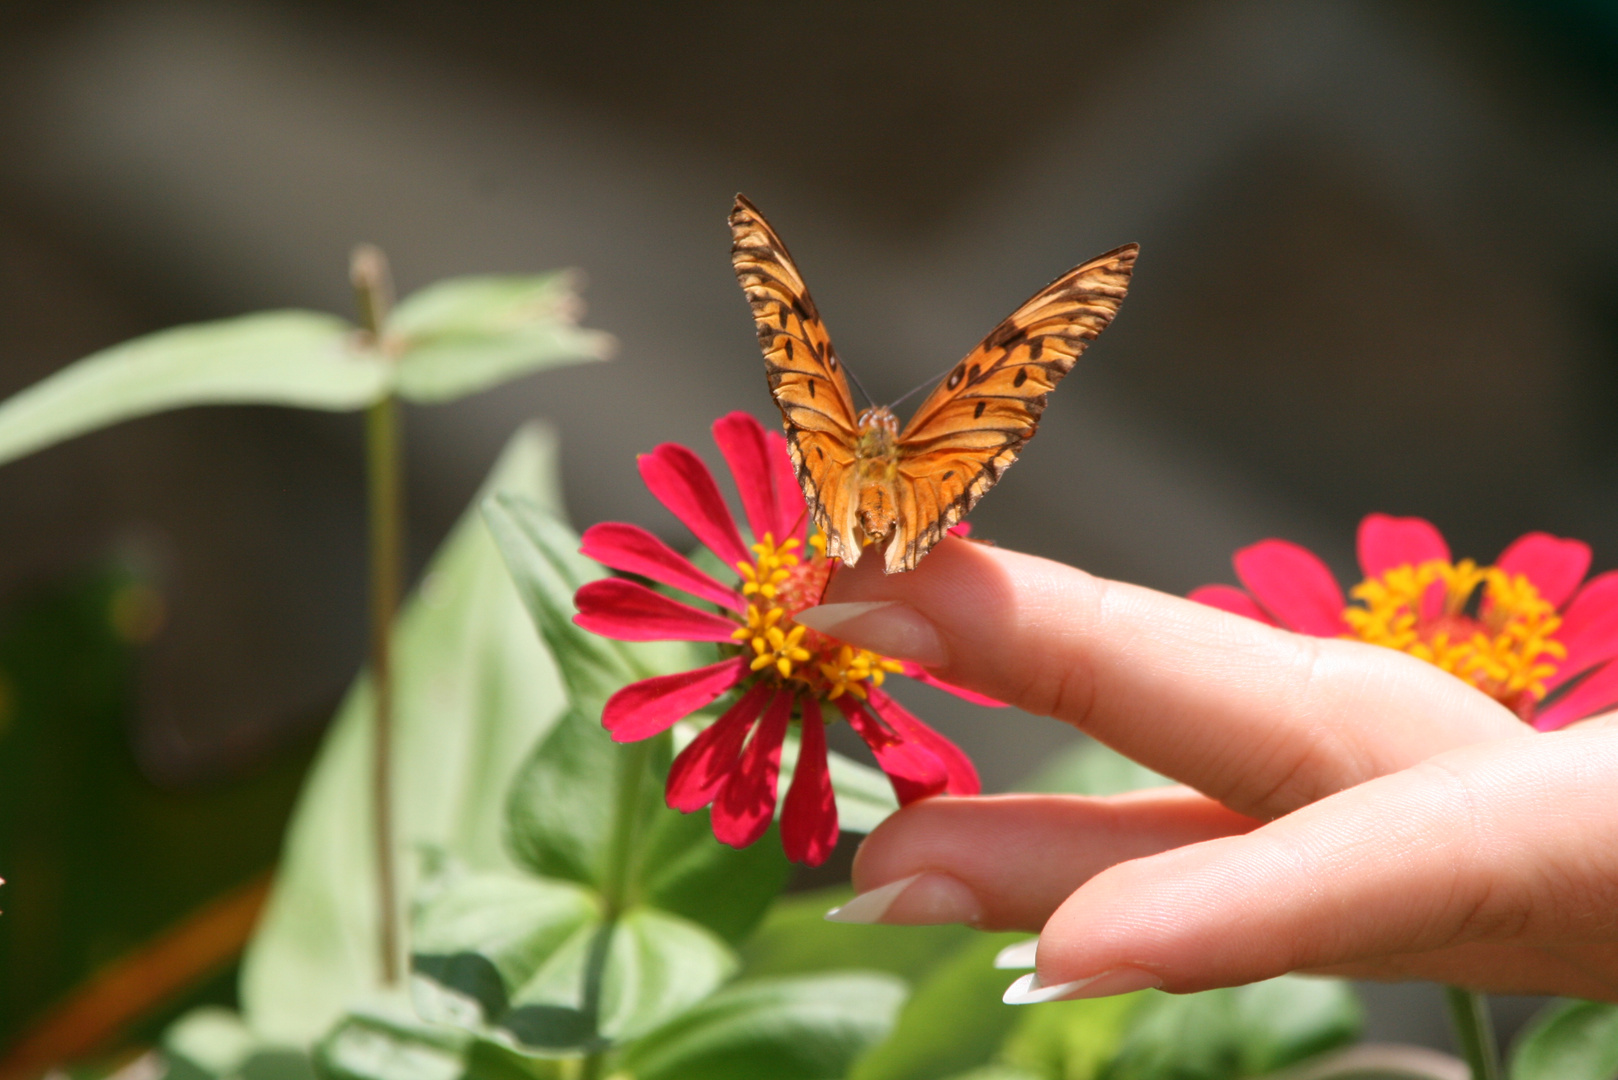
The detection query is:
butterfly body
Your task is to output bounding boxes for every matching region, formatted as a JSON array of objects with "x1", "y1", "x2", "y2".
[{"x1": 731, "y1": 194, "x2": 1136, "y2": 573}]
